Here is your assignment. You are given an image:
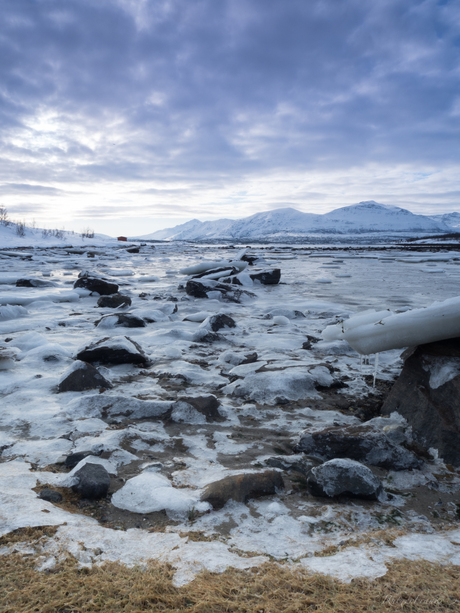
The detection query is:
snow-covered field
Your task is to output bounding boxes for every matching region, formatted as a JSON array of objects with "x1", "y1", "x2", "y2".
[{"x1": 1, "y1": 240, "x2": 460, "y2": 586}]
